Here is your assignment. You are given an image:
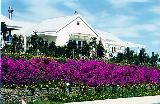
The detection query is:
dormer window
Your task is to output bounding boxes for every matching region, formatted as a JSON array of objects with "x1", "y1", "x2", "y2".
[{"x1": 77, "y1": 21, "x2": 80, "y2": 25}]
